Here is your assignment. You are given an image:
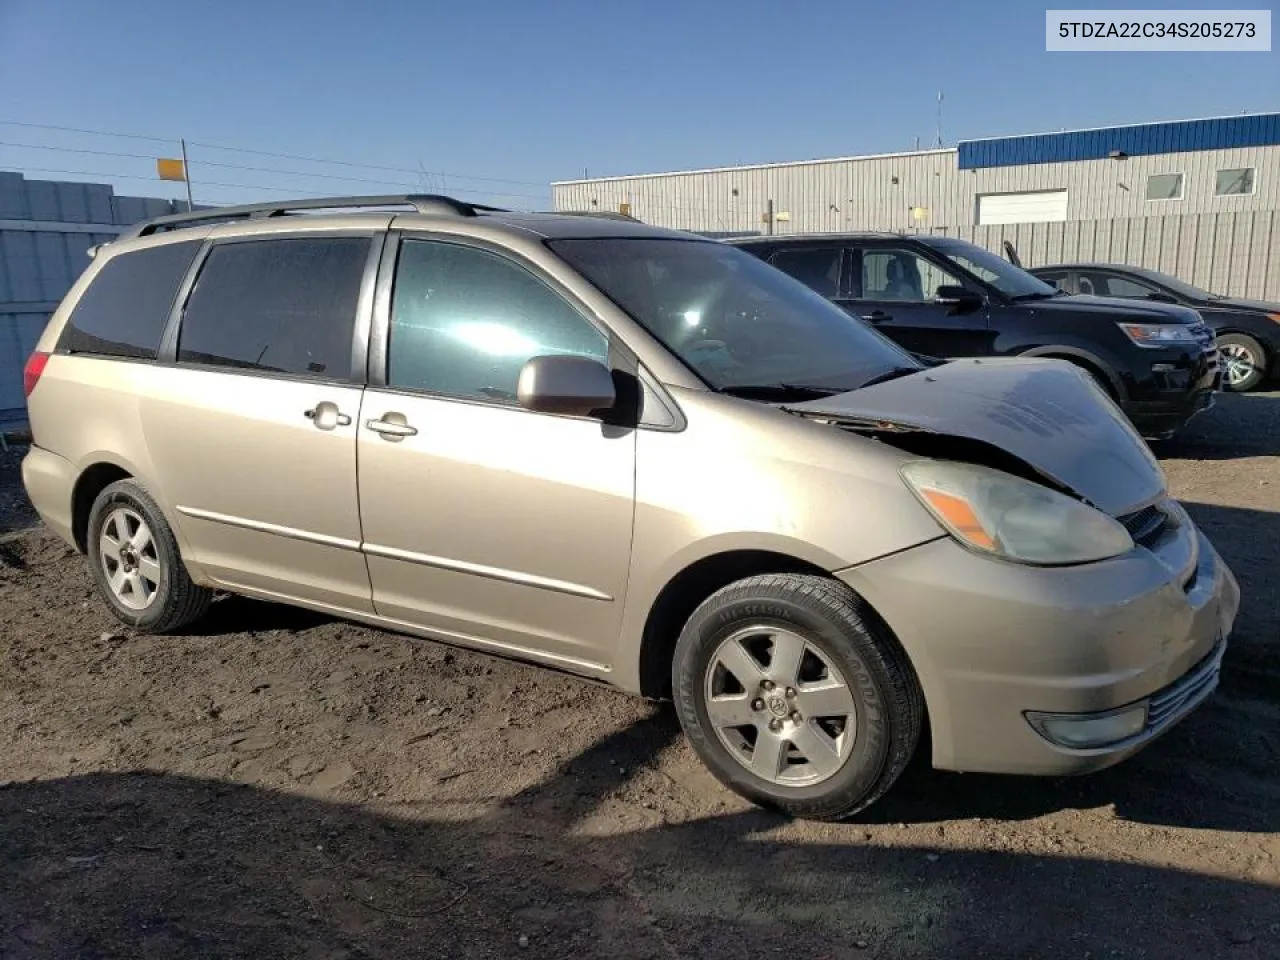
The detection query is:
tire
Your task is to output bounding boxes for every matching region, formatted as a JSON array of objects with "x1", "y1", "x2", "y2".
[
  {"x1": 86, "y1": 478, "x2": 212, "y2": 634},
  {"x1": 1077, "y1": 365, "x2": 1117, "y2": 402},
  {"x1": 672, "y1": 573, "x2": 923, "y2": 821},
  {"x1": 1217, "y1": 333, "x2": 1267, "y2": 392}
]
